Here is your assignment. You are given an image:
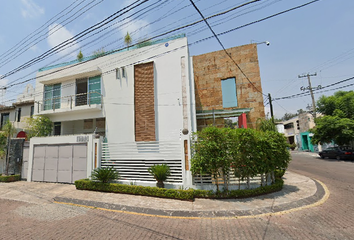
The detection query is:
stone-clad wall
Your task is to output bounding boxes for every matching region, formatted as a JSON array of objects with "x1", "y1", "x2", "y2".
[{"x1": 193, "y1": 44, "x2": 265, "y2": 129}]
